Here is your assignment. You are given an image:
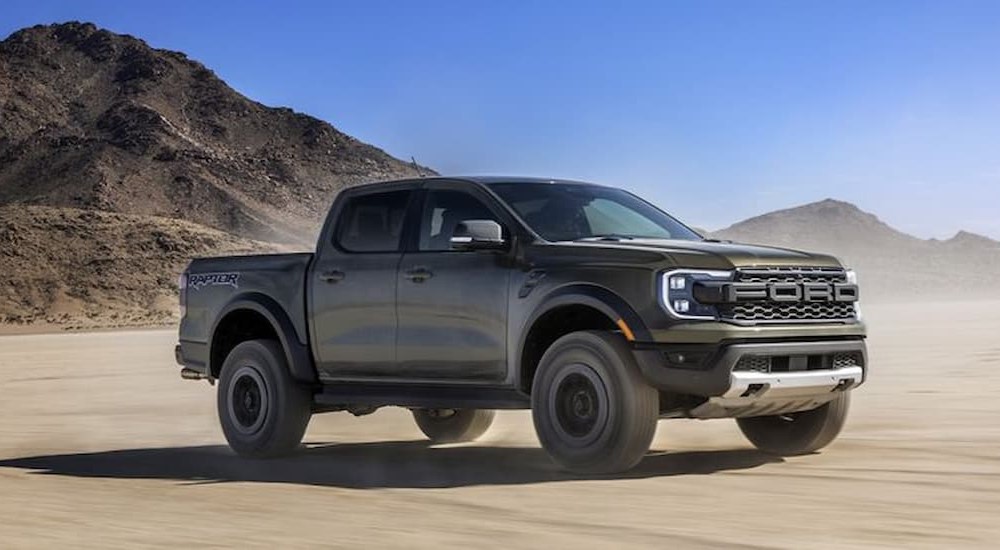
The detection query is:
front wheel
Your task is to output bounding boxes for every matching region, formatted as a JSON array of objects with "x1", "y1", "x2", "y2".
[
  {"x1": 736, "y1": 393, "x2": 851, "y2": 456},
  {"x1": 531, "y1": 330, "x2": 658, "y2": 474},
  {"x1": 217, "y1": 339, "x2": 312, "y2": 458},
  {"x1": 412, "y1": 409, "x2": 495, "y2": 443}
]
